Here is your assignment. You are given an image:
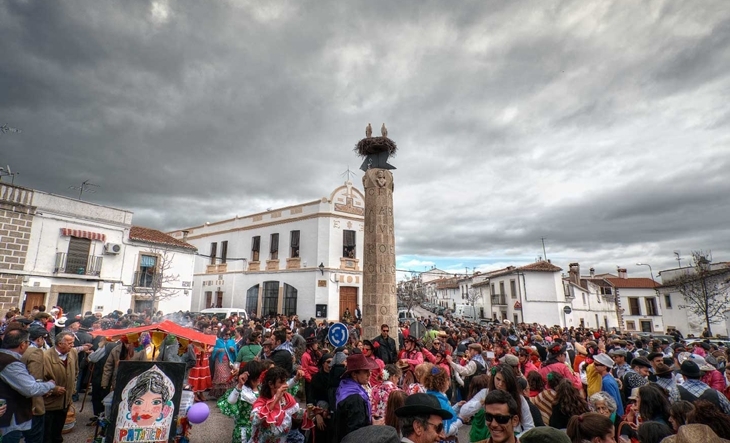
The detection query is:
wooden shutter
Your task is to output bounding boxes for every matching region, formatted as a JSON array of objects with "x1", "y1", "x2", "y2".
[
  {"x1": 290, "y1": 231, "x2": 300, "y2": 248},
  {"x1": 67, "y1": 237, "x2": 91, "y2": 274},
  {"x1": 221, "y1": 241, "x2": 228, "y2": 263},
  {"x1": 210, "y1": 242, "x2": 217, "y2": 264},
  {"x1": 343, "y1": 230, "x2": 356, "y2": 247},
  {"x1": 270, "y1": 234, "x2": 279, "y2": 253}
]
